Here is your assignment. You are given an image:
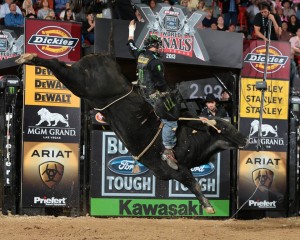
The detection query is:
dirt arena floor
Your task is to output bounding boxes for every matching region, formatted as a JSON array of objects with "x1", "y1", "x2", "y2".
[{"x1": 0, "y1": 214, "x2": 300, "y2": 240}]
